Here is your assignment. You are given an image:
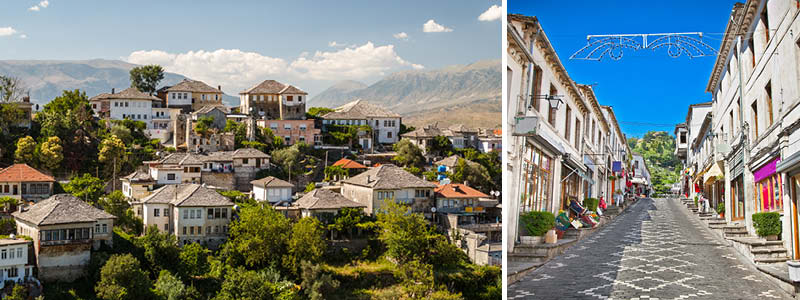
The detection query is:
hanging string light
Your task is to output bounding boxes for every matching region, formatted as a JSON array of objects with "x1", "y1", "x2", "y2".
[{"x1": 570, "y1": 32, "x2": 717, "y2": 61}]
